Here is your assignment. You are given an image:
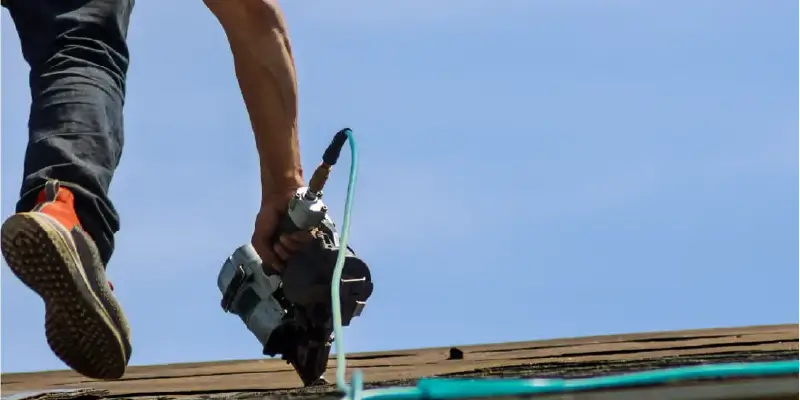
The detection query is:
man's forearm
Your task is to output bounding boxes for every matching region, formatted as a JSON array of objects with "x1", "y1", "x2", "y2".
[{"x1": 205, "y1": 0, "x2": 303, "y2": 199}]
